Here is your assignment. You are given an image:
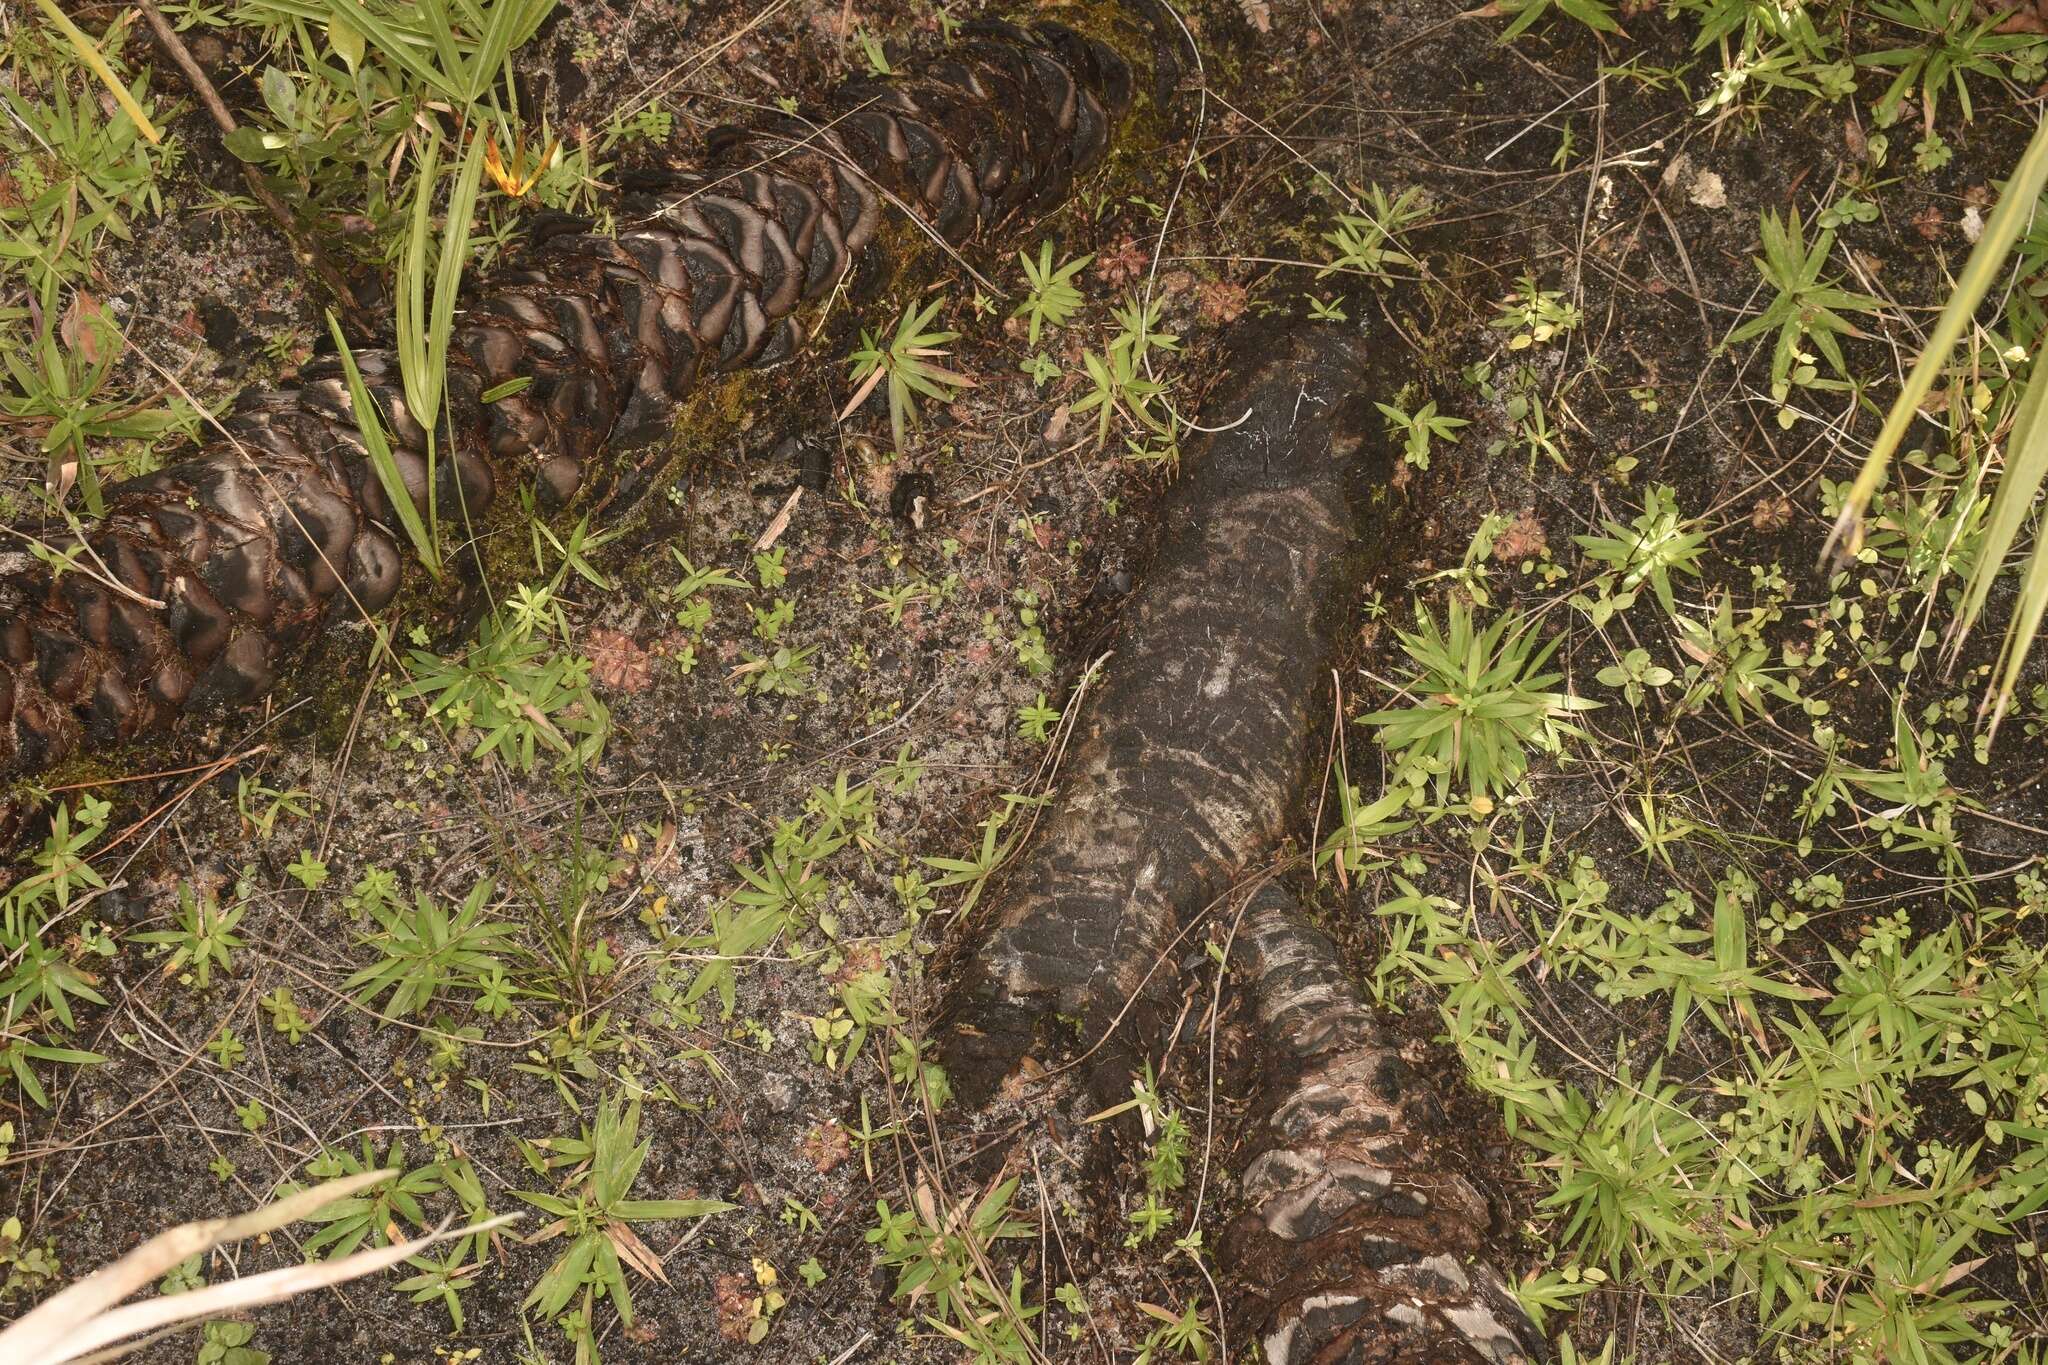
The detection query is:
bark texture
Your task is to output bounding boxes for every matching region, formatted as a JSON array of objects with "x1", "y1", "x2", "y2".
[
  {"x1": 931, "y1": 322, "x2": 1541, "y2": 1357},
  {"x1": 1226, "y1": 884, "x2": 1545, "y2": 1364},
  {"x1": 937, "y1": 322, "x2": 1379, "y2": 1106},
  {"x1": 0, "y1": 15, "x2": 1161, "y2": 780}
]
